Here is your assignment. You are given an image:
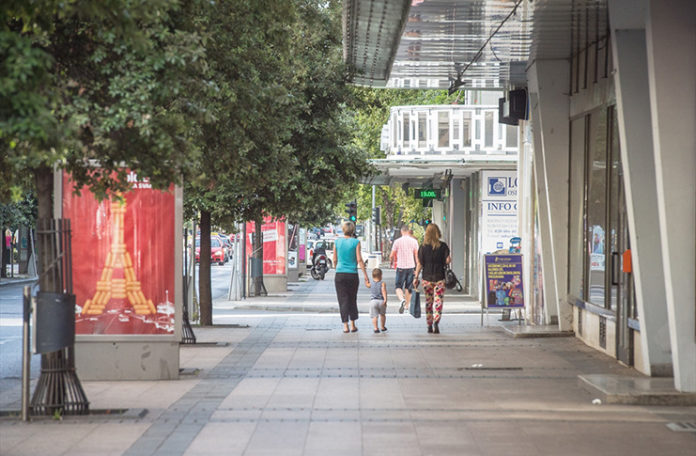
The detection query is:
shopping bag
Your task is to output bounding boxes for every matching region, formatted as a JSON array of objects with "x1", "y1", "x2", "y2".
[{"x1": 409, "y1": 290, "x2": 421, "y2": 318}]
